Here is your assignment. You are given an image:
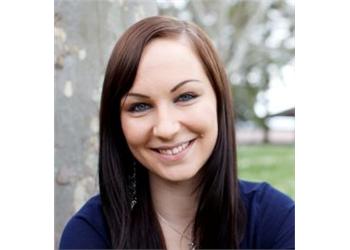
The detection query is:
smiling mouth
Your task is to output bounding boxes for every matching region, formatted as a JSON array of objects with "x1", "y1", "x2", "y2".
[{"x1": 152, "y1": 139, "x2": 196, "y2": 156}]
